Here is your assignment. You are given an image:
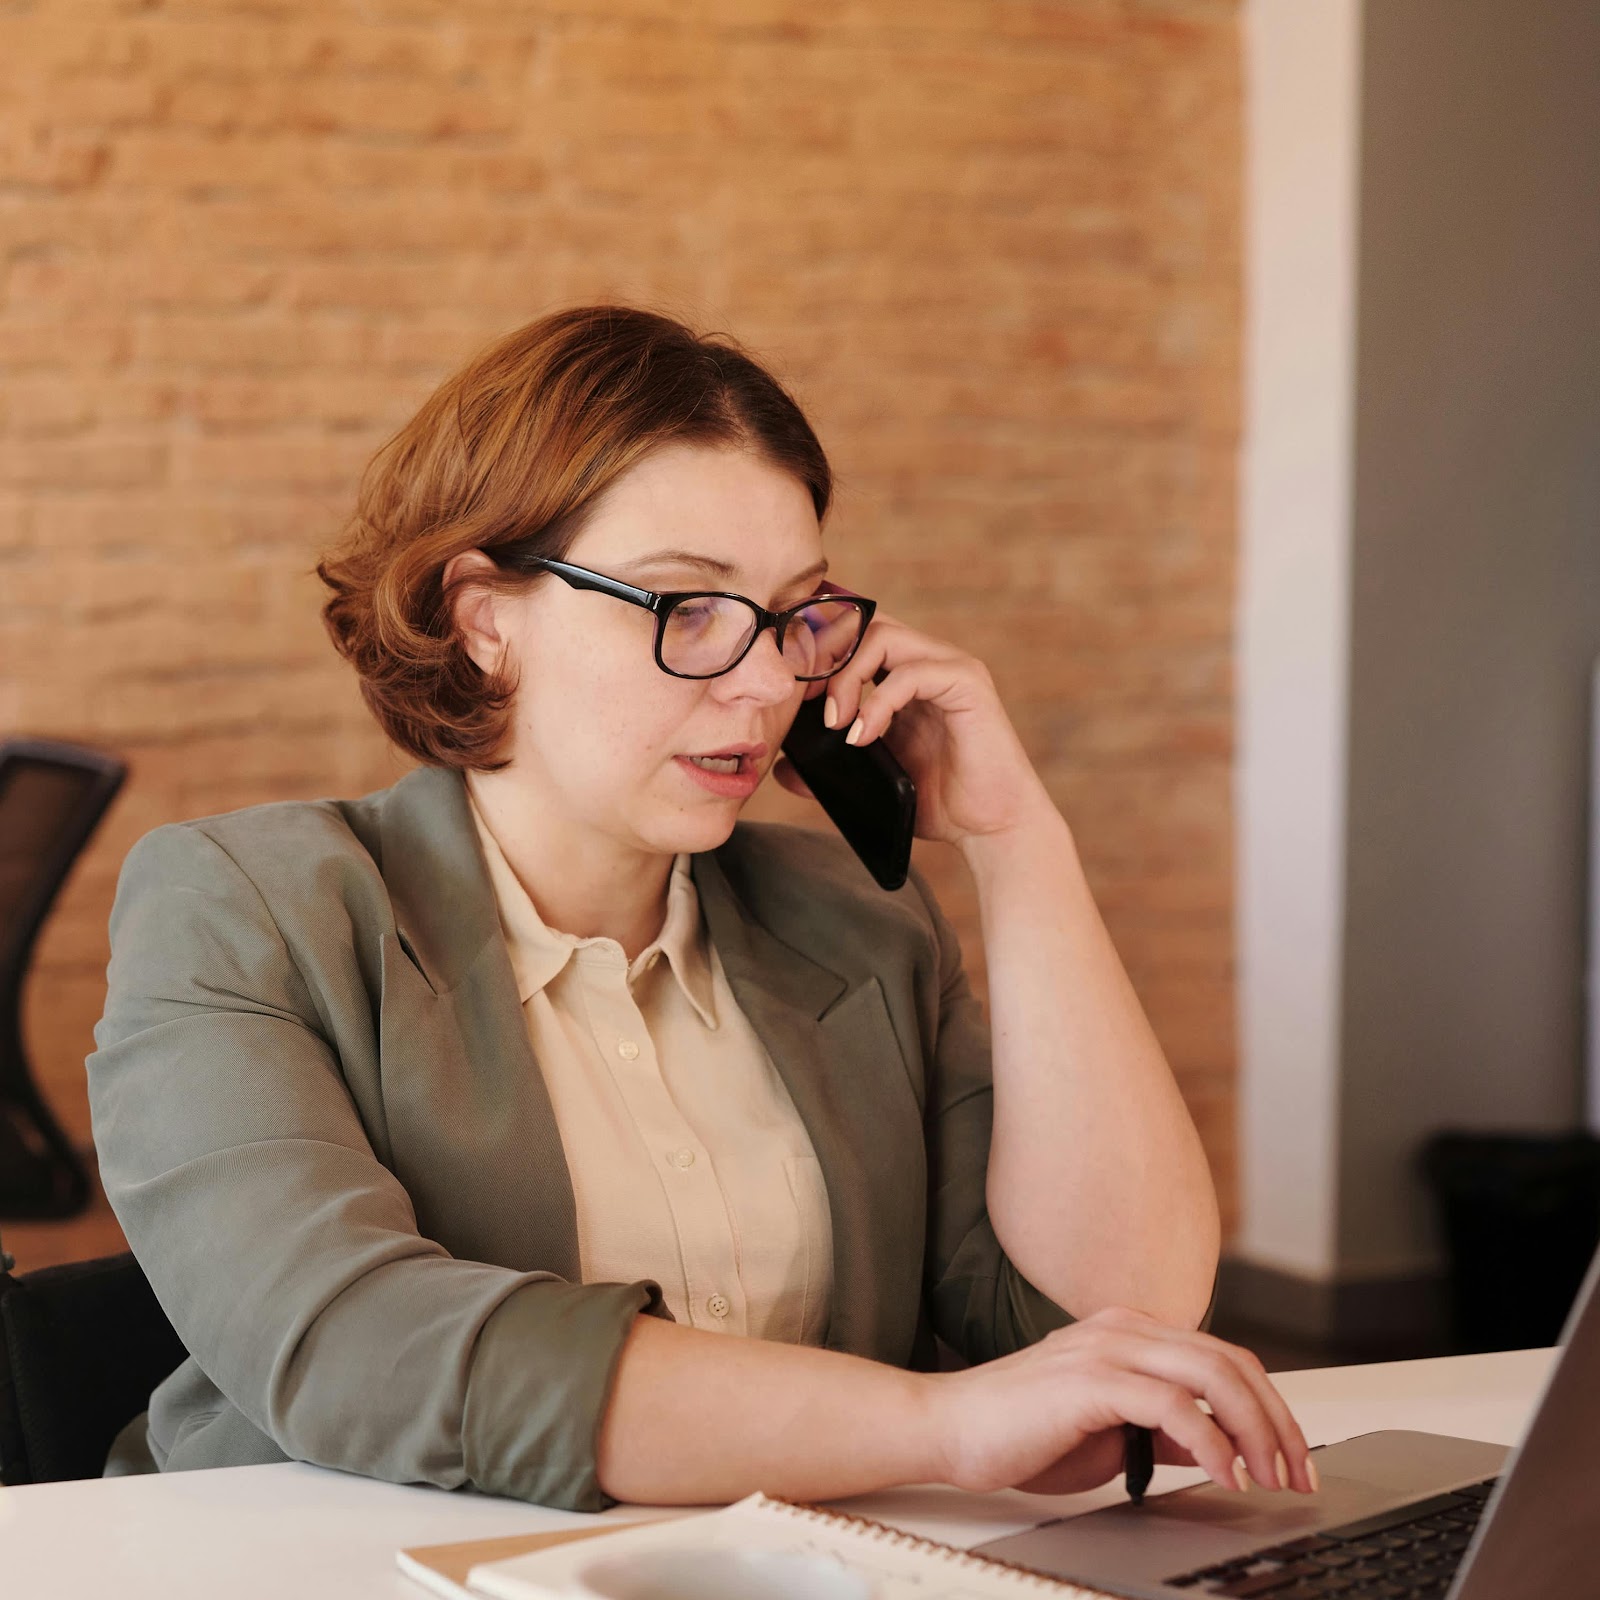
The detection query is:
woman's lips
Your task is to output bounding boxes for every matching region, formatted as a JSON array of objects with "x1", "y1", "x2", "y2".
[{"x1": 674, "y1": 753, "x2": 762, "y2": 798}]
